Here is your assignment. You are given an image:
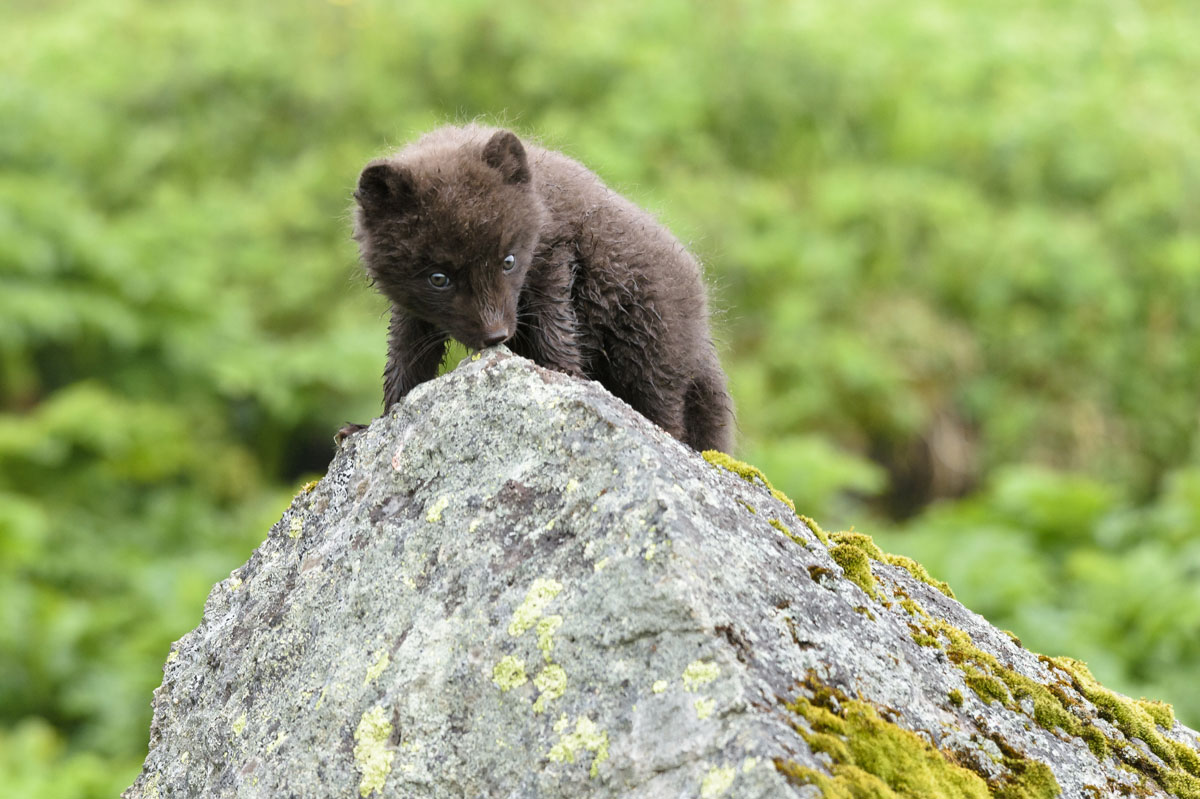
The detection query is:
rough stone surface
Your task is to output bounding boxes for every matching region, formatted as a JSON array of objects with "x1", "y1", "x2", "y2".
[{"x1": 125, "y1": 349, "x2": 1200, "y2": 799}]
